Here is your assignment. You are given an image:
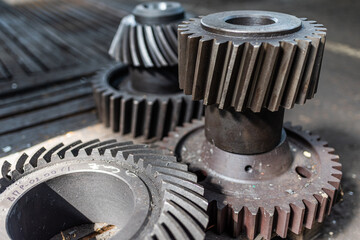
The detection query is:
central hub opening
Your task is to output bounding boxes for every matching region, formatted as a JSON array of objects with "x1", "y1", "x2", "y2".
[
  {"x1": 225, "y1": 16, "x2": 276, "y2": 26},
  {"x1": 6, "y1": 172, "x2": 140, "y2": 240},
  {"x1": 143, "y1": 2, "x2": 173, "y2": 11}
]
